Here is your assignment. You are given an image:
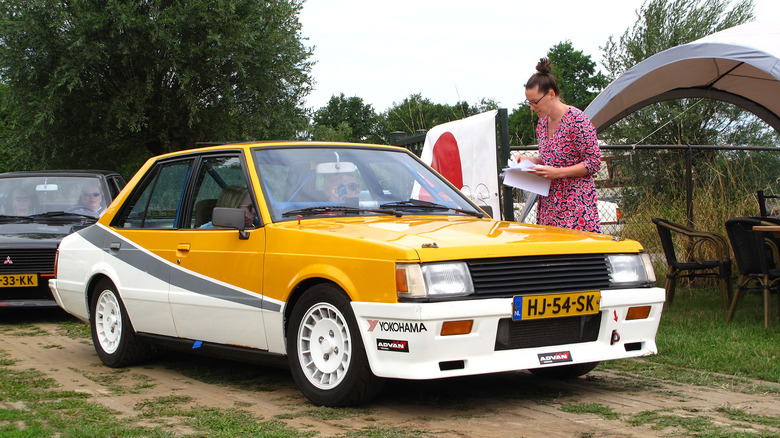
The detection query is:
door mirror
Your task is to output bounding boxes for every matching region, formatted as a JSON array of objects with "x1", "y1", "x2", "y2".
[{"x1": 212, "y1": 207, "x2": 249, "y2": 240}]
